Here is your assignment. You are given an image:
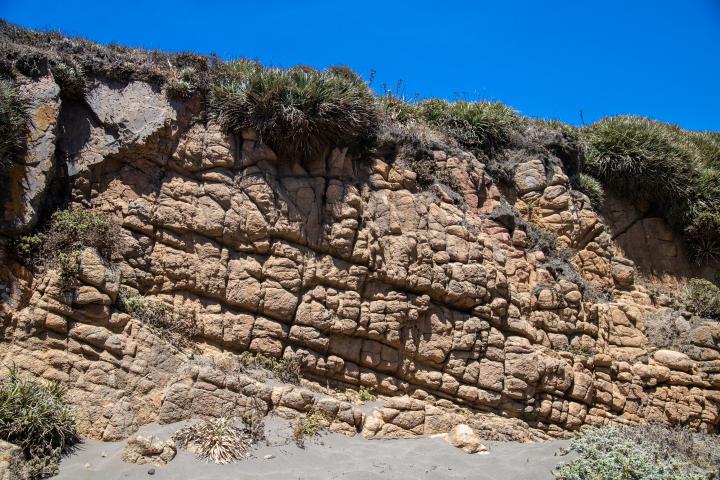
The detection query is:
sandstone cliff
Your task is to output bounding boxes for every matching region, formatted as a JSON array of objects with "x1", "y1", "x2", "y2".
[{"x1": 1, "y1": 26, "x2": 719, "y2": 447}]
